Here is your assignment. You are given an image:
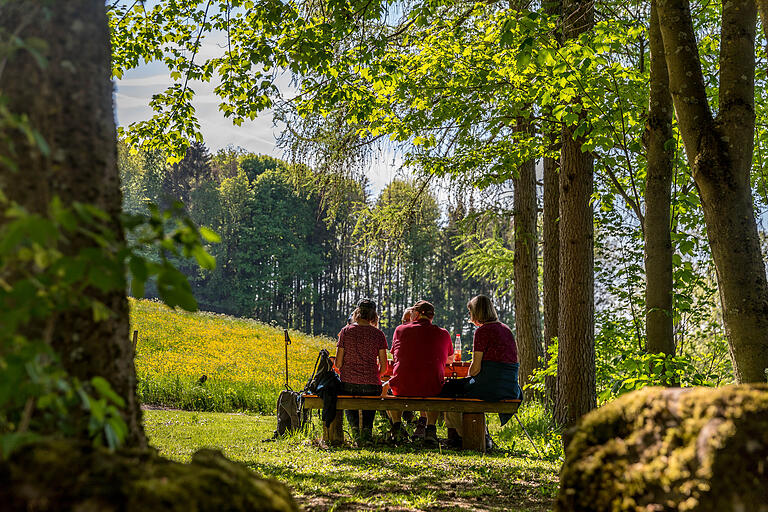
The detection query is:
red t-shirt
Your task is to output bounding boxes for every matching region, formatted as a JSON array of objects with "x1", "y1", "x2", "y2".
[
  {"x1": 336, "y1": 324, "x2": 388, "y2": 385},
  {"x1": 388, "y1": 319, "x2": 452, "y2": 396},
  {"x1": 472, "y1": 322, "x2": 518, "y2": 364}
]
